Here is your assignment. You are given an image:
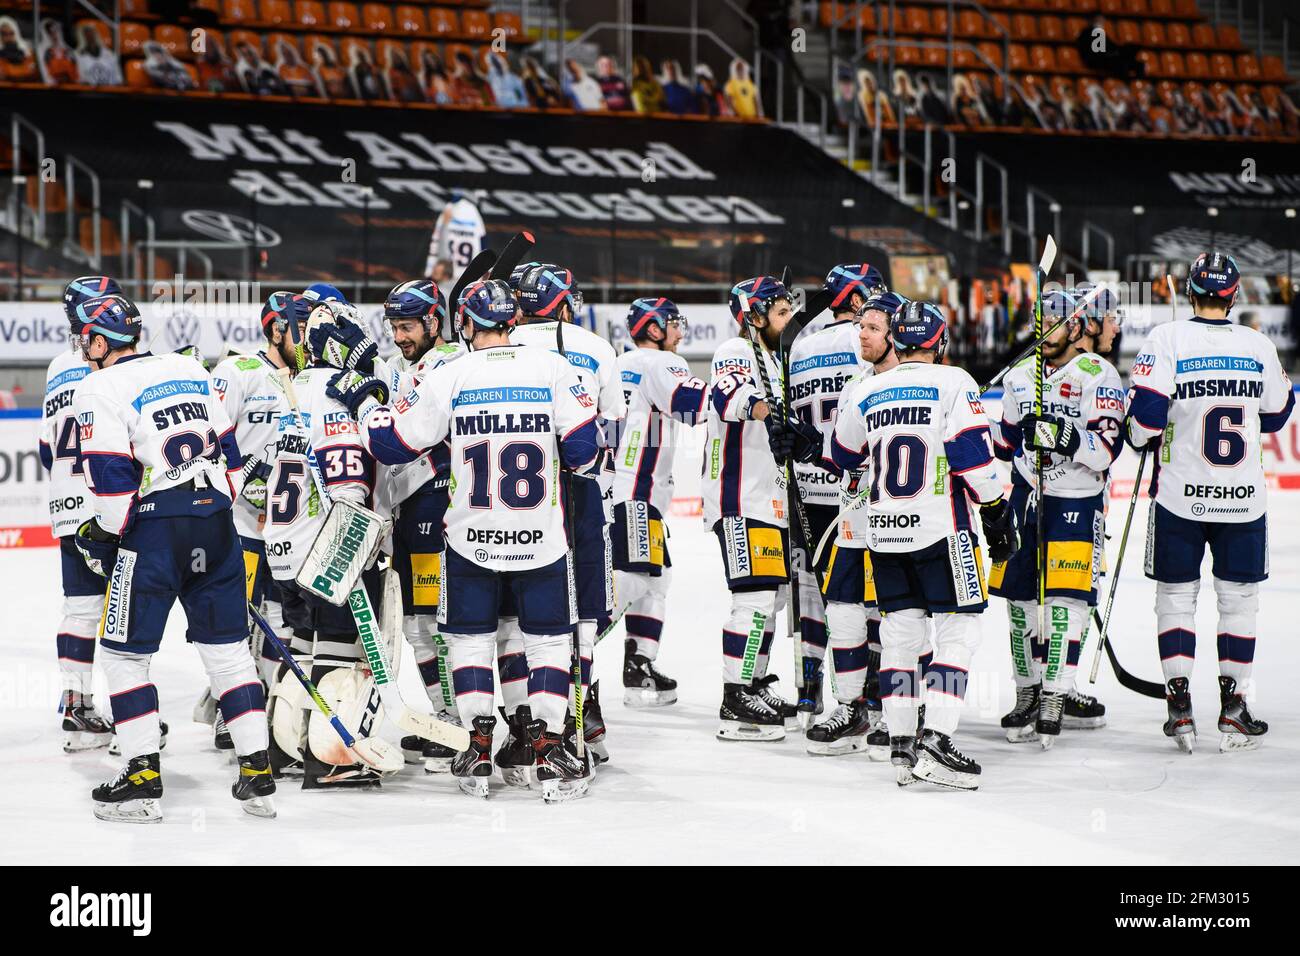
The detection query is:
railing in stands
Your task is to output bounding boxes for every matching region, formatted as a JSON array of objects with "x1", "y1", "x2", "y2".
[
  {"x1": 9, "y1": 114, "x2": 46, "y2": 245},
  {"x1": 1209, "y1": 0, "x2": 1298, "y2": 73},
  {"x1": 63, "y1": 156, "x2": 102, "y2": 270}
]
